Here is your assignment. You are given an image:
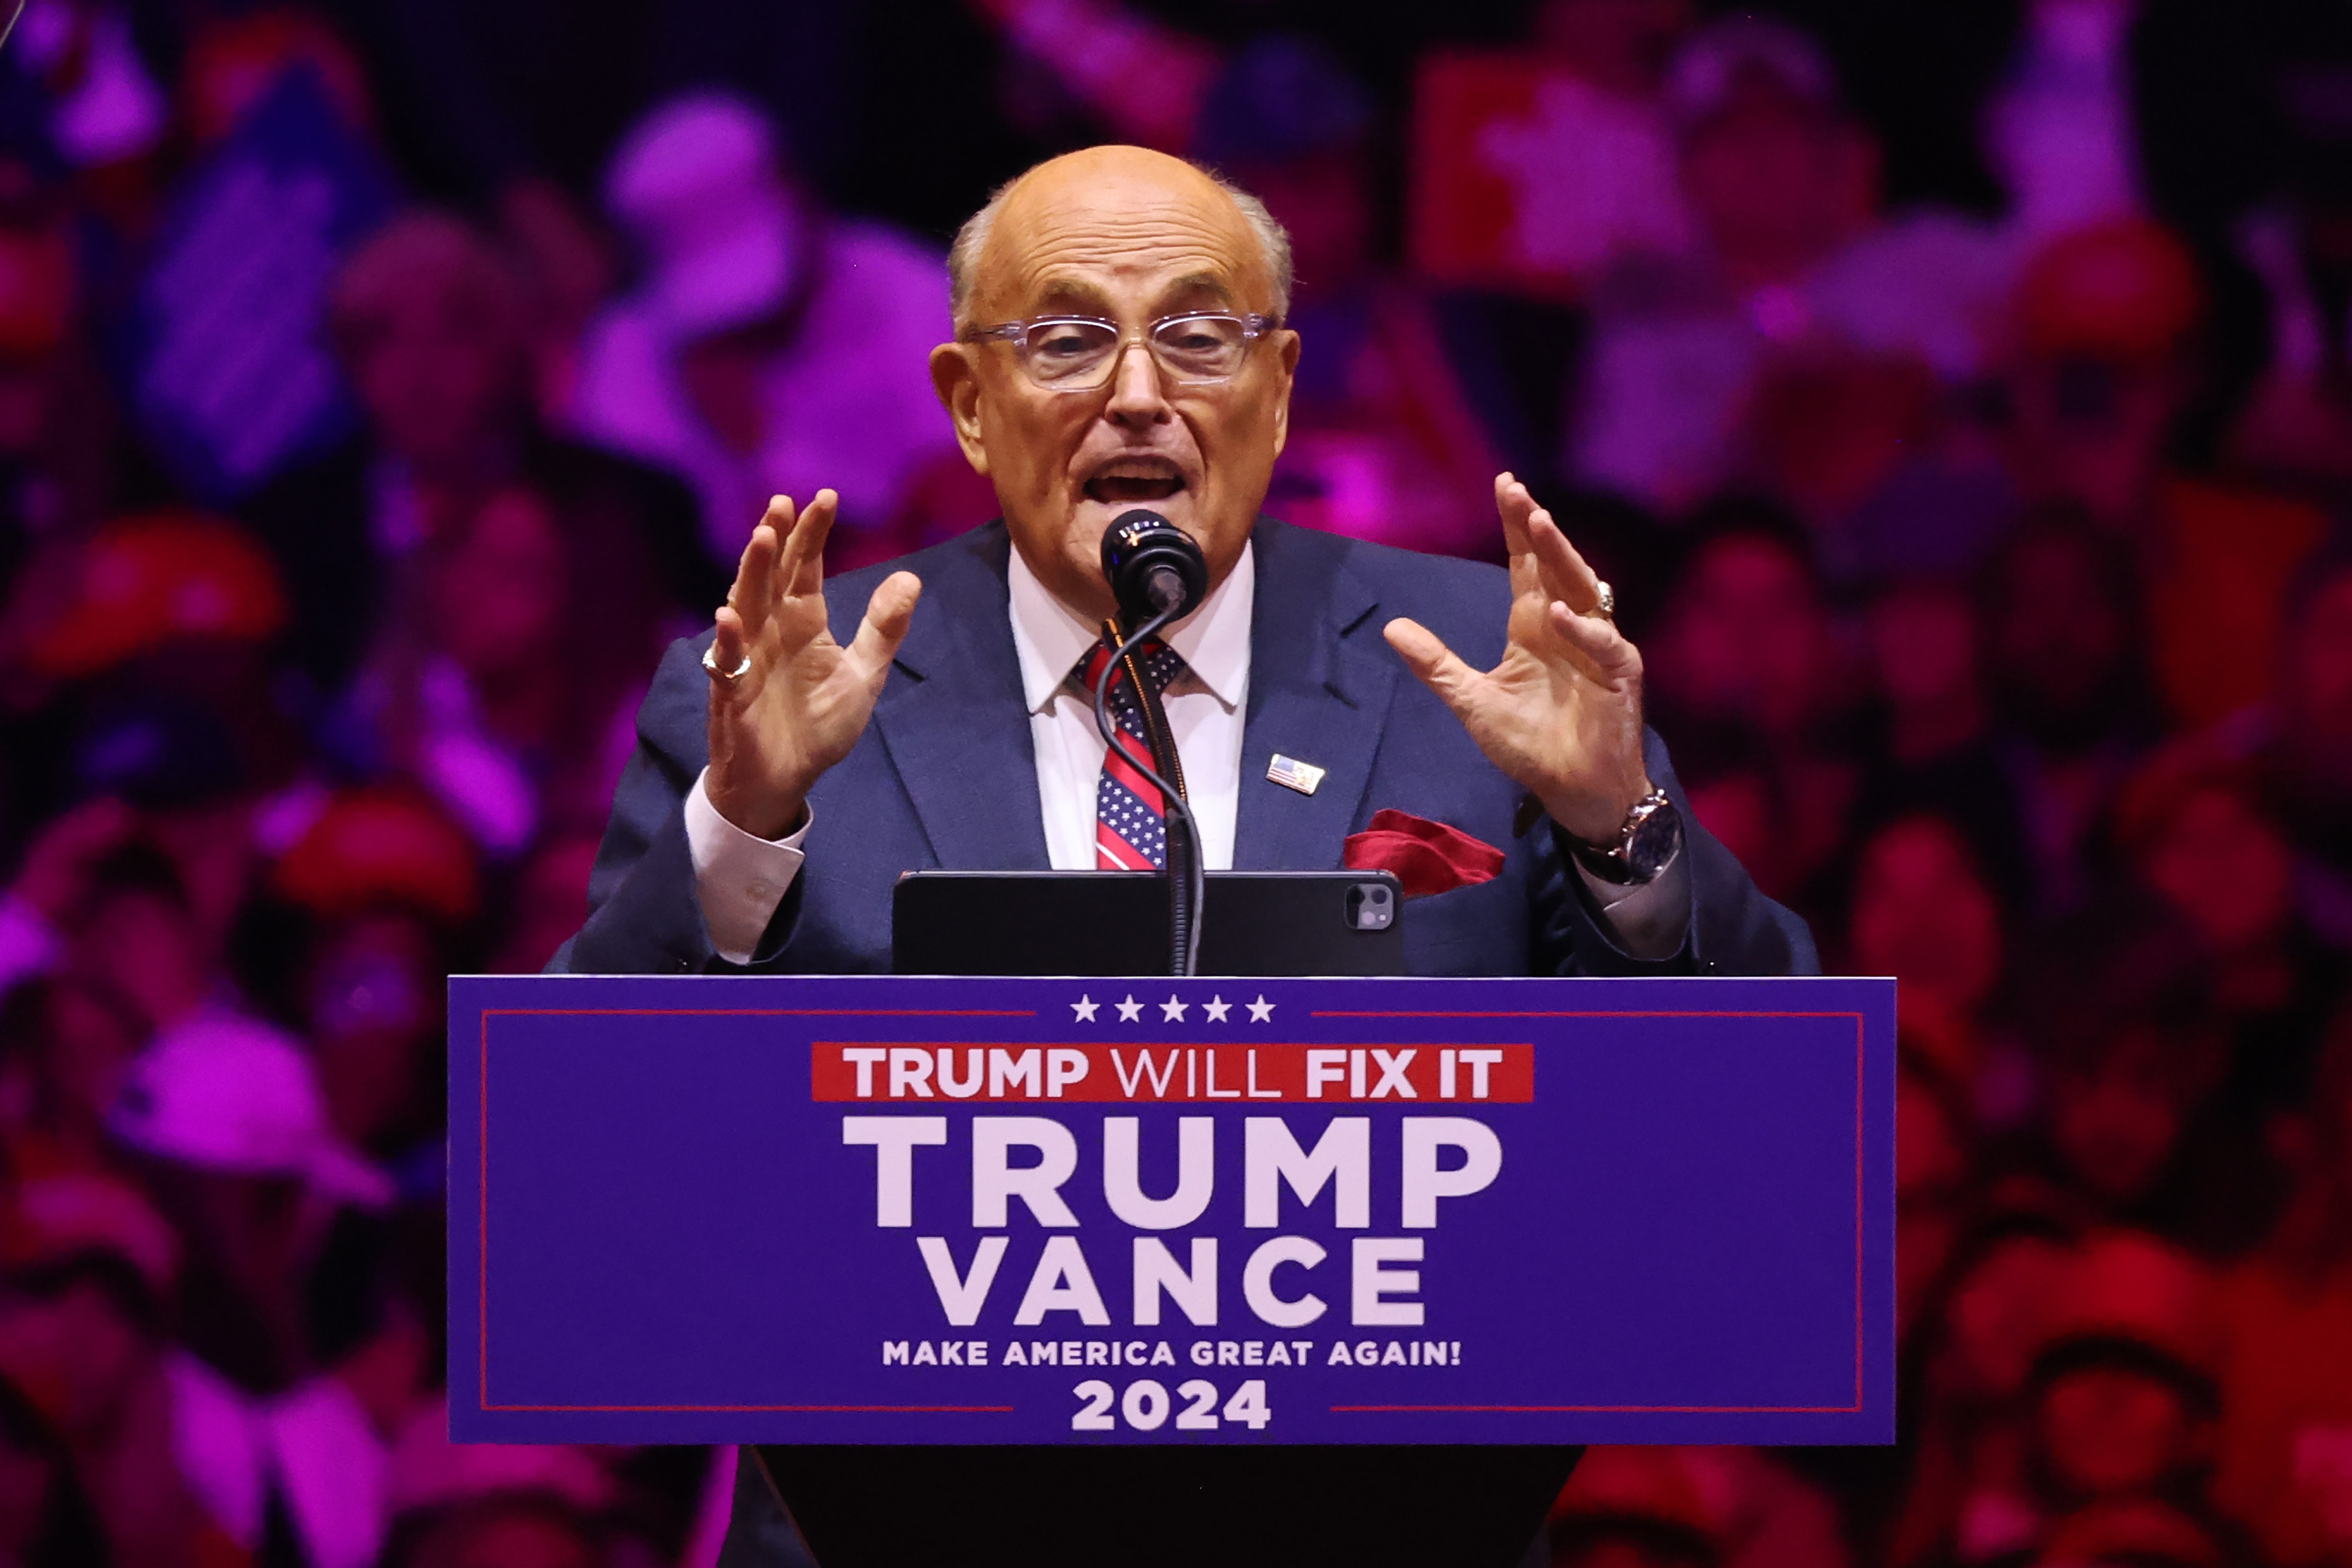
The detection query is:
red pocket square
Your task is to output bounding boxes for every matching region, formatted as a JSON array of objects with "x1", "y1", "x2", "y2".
[{"x1": 1342, "y1": 809, "x2": 1506, "y2": 899}]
